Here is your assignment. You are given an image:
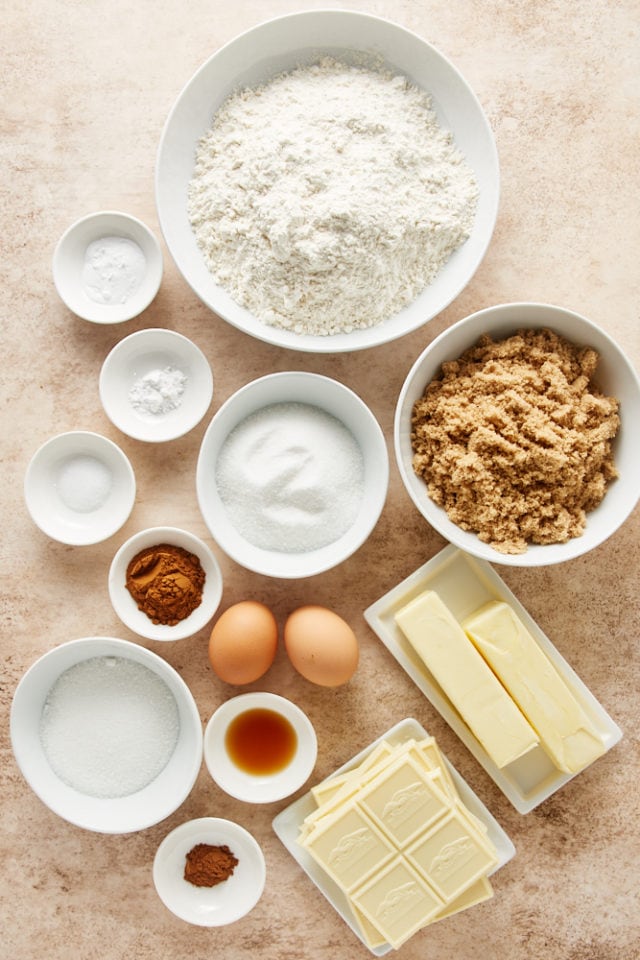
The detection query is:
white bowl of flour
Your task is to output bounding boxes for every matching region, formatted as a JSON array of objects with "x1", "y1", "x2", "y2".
[{"x1": 156, "y1": 10, "x2": 499, "y2": 352}]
